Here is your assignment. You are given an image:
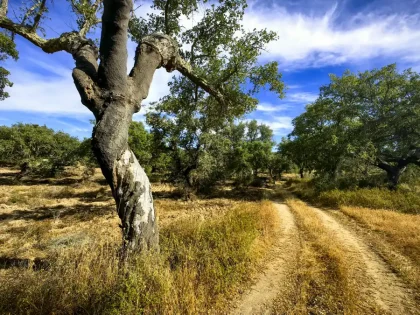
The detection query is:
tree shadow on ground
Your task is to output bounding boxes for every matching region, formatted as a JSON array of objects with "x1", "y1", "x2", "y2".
[
  {"x1": 151, "y1": 185, "x2": 276, "y2": 202},
  {"x1": 48, "y1": 187, "x2": 112, "y2": 202},
  {"x1": 0, "y1": 257, "x2": 50, "y2": 270},
  {"x1": 0, "y1": 170, "x2": 108, "y2": 187},
  {"x1": 0, "y1": 203, "x2": 114, "y2": 222}
]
